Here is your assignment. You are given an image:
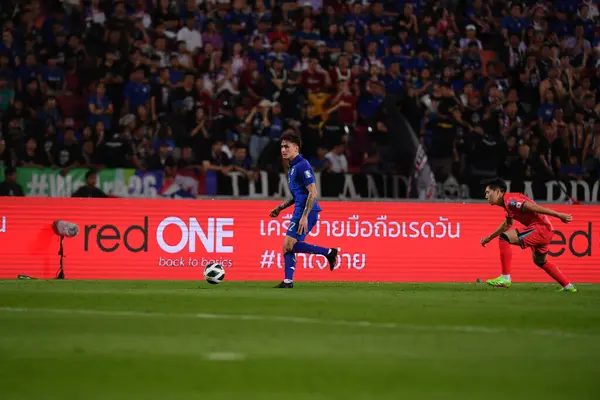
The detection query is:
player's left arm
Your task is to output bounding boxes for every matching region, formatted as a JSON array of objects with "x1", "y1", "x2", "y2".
[
  {"x1": 302, "y1": 183, "x2": 318, "y2": 218},
  {"x1": 298, "y1": 182, "x2": 318, "y2": 234},
  {"x1": 297, "y1": 163, "x2": 318, "y2": 234},
  {"x1": 523, "y1": 202, "x2": 572, "y2": 223}
]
